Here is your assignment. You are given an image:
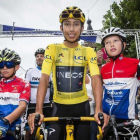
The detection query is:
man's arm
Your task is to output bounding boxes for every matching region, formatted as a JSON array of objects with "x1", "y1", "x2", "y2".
[
  {"x1": 91, "y1": 75, "x2": 109, "y2": 131},
  {"x1": 91, "y1": 75, "x2": 103, "y2": 113},
  {"x1": 5, "y1": 101, "x2": 27, "y2": 124},
  {"x1": 28, "y1": 73, "x2": 50, "y2": 134},
  {"x1": 35, "y1": 73, "x2": 50, "y2": 114}
]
